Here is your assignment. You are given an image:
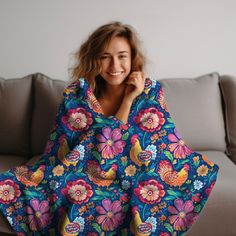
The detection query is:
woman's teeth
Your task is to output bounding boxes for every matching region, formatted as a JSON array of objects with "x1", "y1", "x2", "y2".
[{"x1": 108, "y1": 72, "x2": 123, "y2": 76}]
